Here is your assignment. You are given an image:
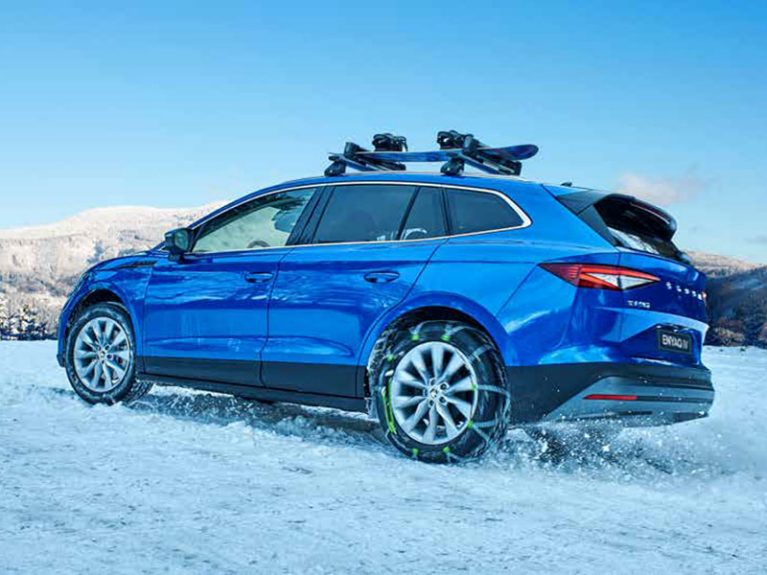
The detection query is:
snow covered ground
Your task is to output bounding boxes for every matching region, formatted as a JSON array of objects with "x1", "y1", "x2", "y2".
[{"x1": 1, "y1": 342, "x2": 766, "y2": 574}]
